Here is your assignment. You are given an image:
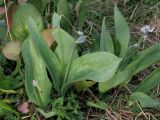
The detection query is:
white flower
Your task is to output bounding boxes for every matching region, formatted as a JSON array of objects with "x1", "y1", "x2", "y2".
[
  {"x1": 76, "y1": 35, "x2": 86, "y2": 44},
  {"x1": 140, "y1": 25, "x2": 155, "y2": 34}
]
